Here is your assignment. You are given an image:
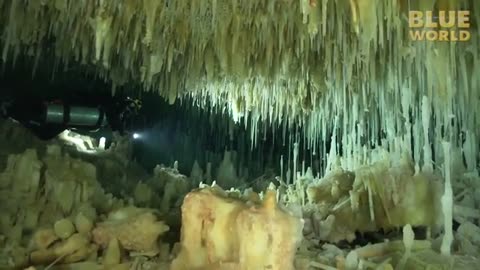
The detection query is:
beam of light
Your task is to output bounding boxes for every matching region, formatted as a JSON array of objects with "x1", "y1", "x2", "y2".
[{"x1": 133, "y1": 133, "x2": 141, "y2": 139}]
